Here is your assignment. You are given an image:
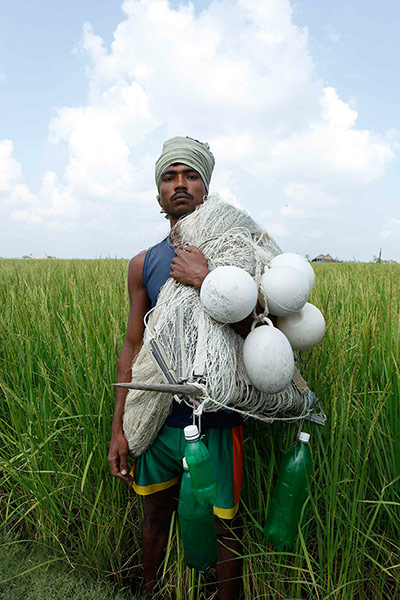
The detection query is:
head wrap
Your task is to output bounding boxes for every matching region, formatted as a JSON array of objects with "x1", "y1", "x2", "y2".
[{"x1": 155, "y1": 136, "x2": 215, "y2": 195}]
